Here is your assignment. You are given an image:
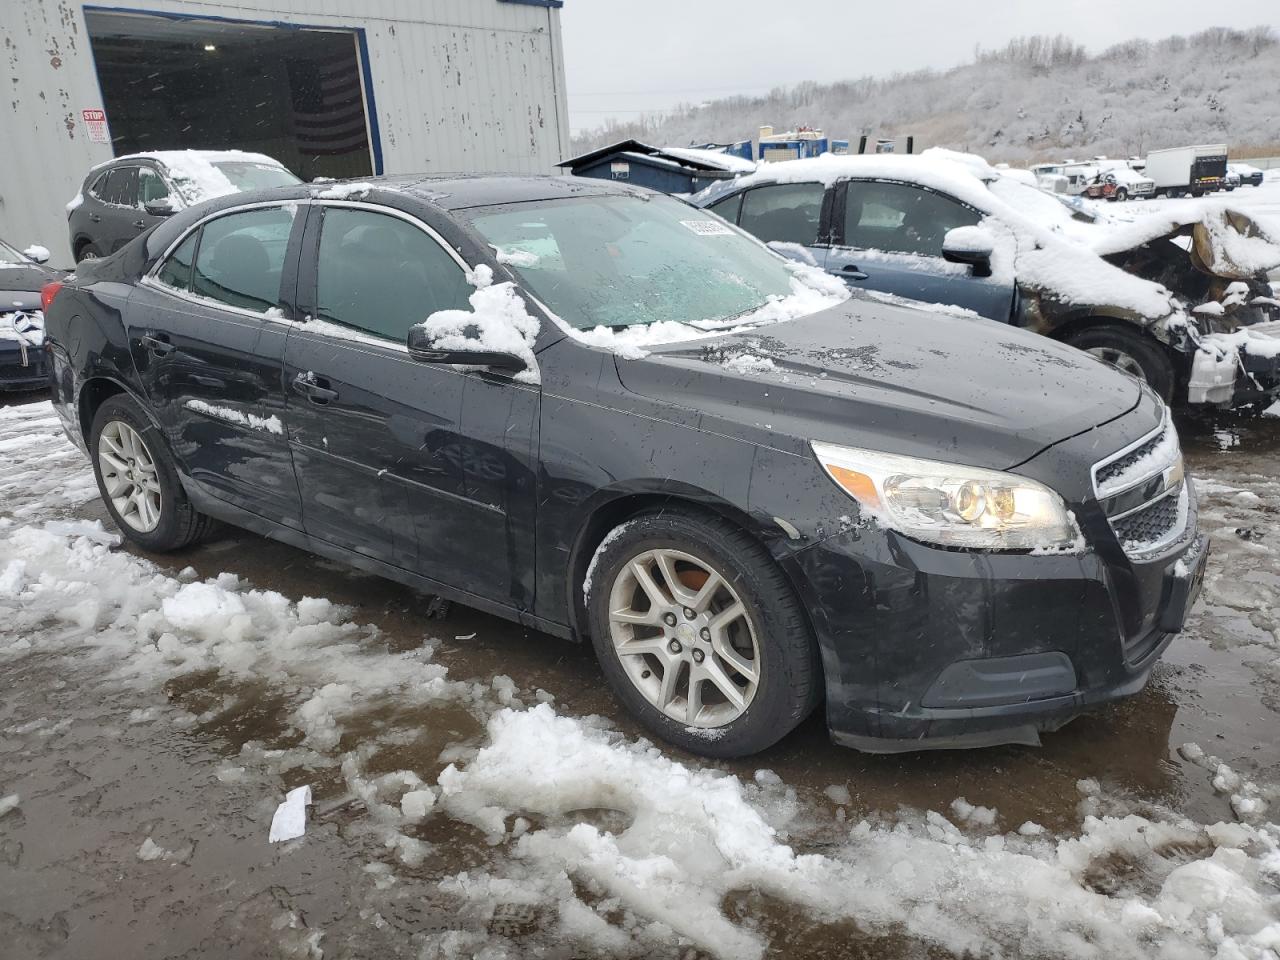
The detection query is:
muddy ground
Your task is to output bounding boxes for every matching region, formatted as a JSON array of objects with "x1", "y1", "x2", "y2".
[{"x1": 0, "y1": 390, "x2": 1277, "y2": 960}]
